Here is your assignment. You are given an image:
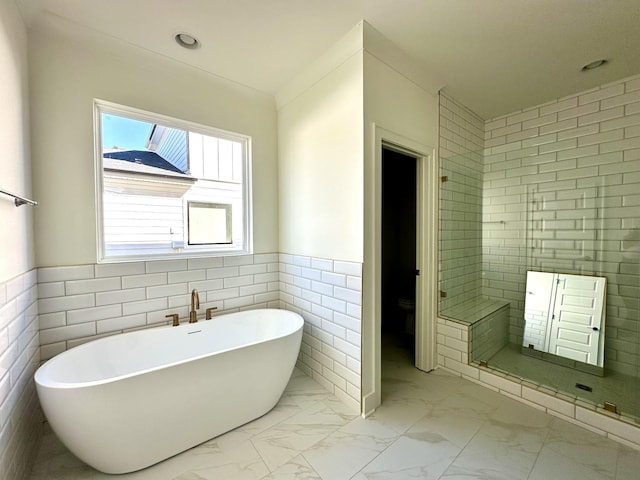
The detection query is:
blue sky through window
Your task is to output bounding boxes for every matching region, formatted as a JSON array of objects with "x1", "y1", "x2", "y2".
[{"x1": 102, "y1": 113, "x2": 153, "y2": 150}]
